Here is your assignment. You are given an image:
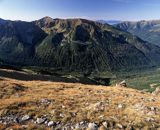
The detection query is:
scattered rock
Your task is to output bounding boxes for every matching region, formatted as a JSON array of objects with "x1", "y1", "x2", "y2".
[
  {"x1": 140, "y1": 89, "x2": 148, "y2": 93},
  {"x1": 99, "y1": 125, "x2": 107, "y2": 130},
  {"x1": 3, "y1": 121, "x2": 7, "y2": 125},
  {"x1": 102, "y1": 121, "x2": 108, "y2": 128},
  {"x1": 62, "y1": 105, "x2": 65, "y2": 108},
  {"x1": 80, "y1": 121, "x2": 84, "y2": 125},
  {"x1": 145, "y1": 117, "x2": 155, "y2": 122},
  {"x1": 22, "y1": 125, "x2": 28, "y2": 128},
  {"x1": 147, "y1": 111, "x2": 155, "y2": 116},
  {"x1": 134, "y1": 103, "x2": 144, "y2": 111},
  {"x1": 116, "y1": 80, "x2": 127, "y2": 87},
  {"x1": 118, "y1": 104, "x2": 123, "y2": 109},
  {"x1": 150, "y1": 106, "x2": 155, "y2": 111},
  {"x1": 87, "y1": 123, "x2": 98, "y2": 130},
  {"x1": 14, "y1": 117, "x2": 19, "y2": 123},
  {"x1": 75, "y1": 123, "x2": 80, "y2": 129},
  {"x1": 36, "y1": 118, "x2": 46, "y2": 124},
  {"x1": 71, "y1": 112, "x2": 77, "y2": 117},
  {"x1": 152, "y1": 87, "x2": 160, "y2": 95},
  {"x1": 45, "y1": 120, "x2": 48, "y2": 125},
  {"x1": 40, "y1": 98, "x2": 51, "y2": 105},
  {"x1": 21, "y1": 115, "x2": 30, "y2": 121},
  {"x1": 48, "y1": 121, "x2": 54, "y2": 127},
  {"x1": 87, "y1": 102, "x2": 105, "y2": 111},
  {"x1": 116, "y1": 123, "x2": 123, "y2": 129},
  {"x1": 60, "y1": 113, "x2": 64, "y2": 118},
  {"x1": 50, "y1": 109, "x2": 55, "y2": 114},
  {"x1": 149, "y1": 98, "x2": 156, "y2": 102},
  {"x1": 150, "y1": 83, "x2": 157, "y2": 88}
]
